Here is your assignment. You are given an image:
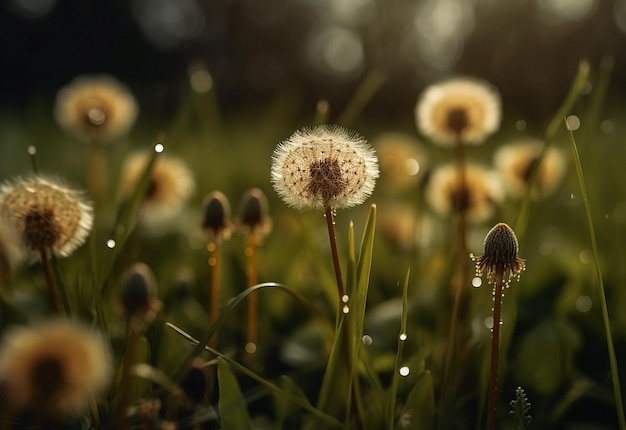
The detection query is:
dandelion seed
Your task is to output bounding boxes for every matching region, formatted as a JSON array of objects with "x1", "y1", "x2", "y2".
[
  {"x1": 416, "y1": 77, "x2": 501, "y2": 146},
  {"x1": 0, "y1": 175, "x2": 92, "y2": 259},
  {"x1": 119, "y1": 151, "x2": 195, "y2": 234},
  {"x1": 54, "y1": 75, "x2": 138, "y2": 144},
  {"x1": 471, "y1": 223, "x2": 526, "y2": 287},
  {"x1": 0, "y1": 320, "x2": 112, "y2": 416},
  {"x1": 425, "y1": 164, "x2": 503, "y2": 223},
  {"x1": 494, "y1": 140, "x2": 566, "y2": 200},
  {"x1": 271, "y1": 124, "x2": 379, "y2": 211}
]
